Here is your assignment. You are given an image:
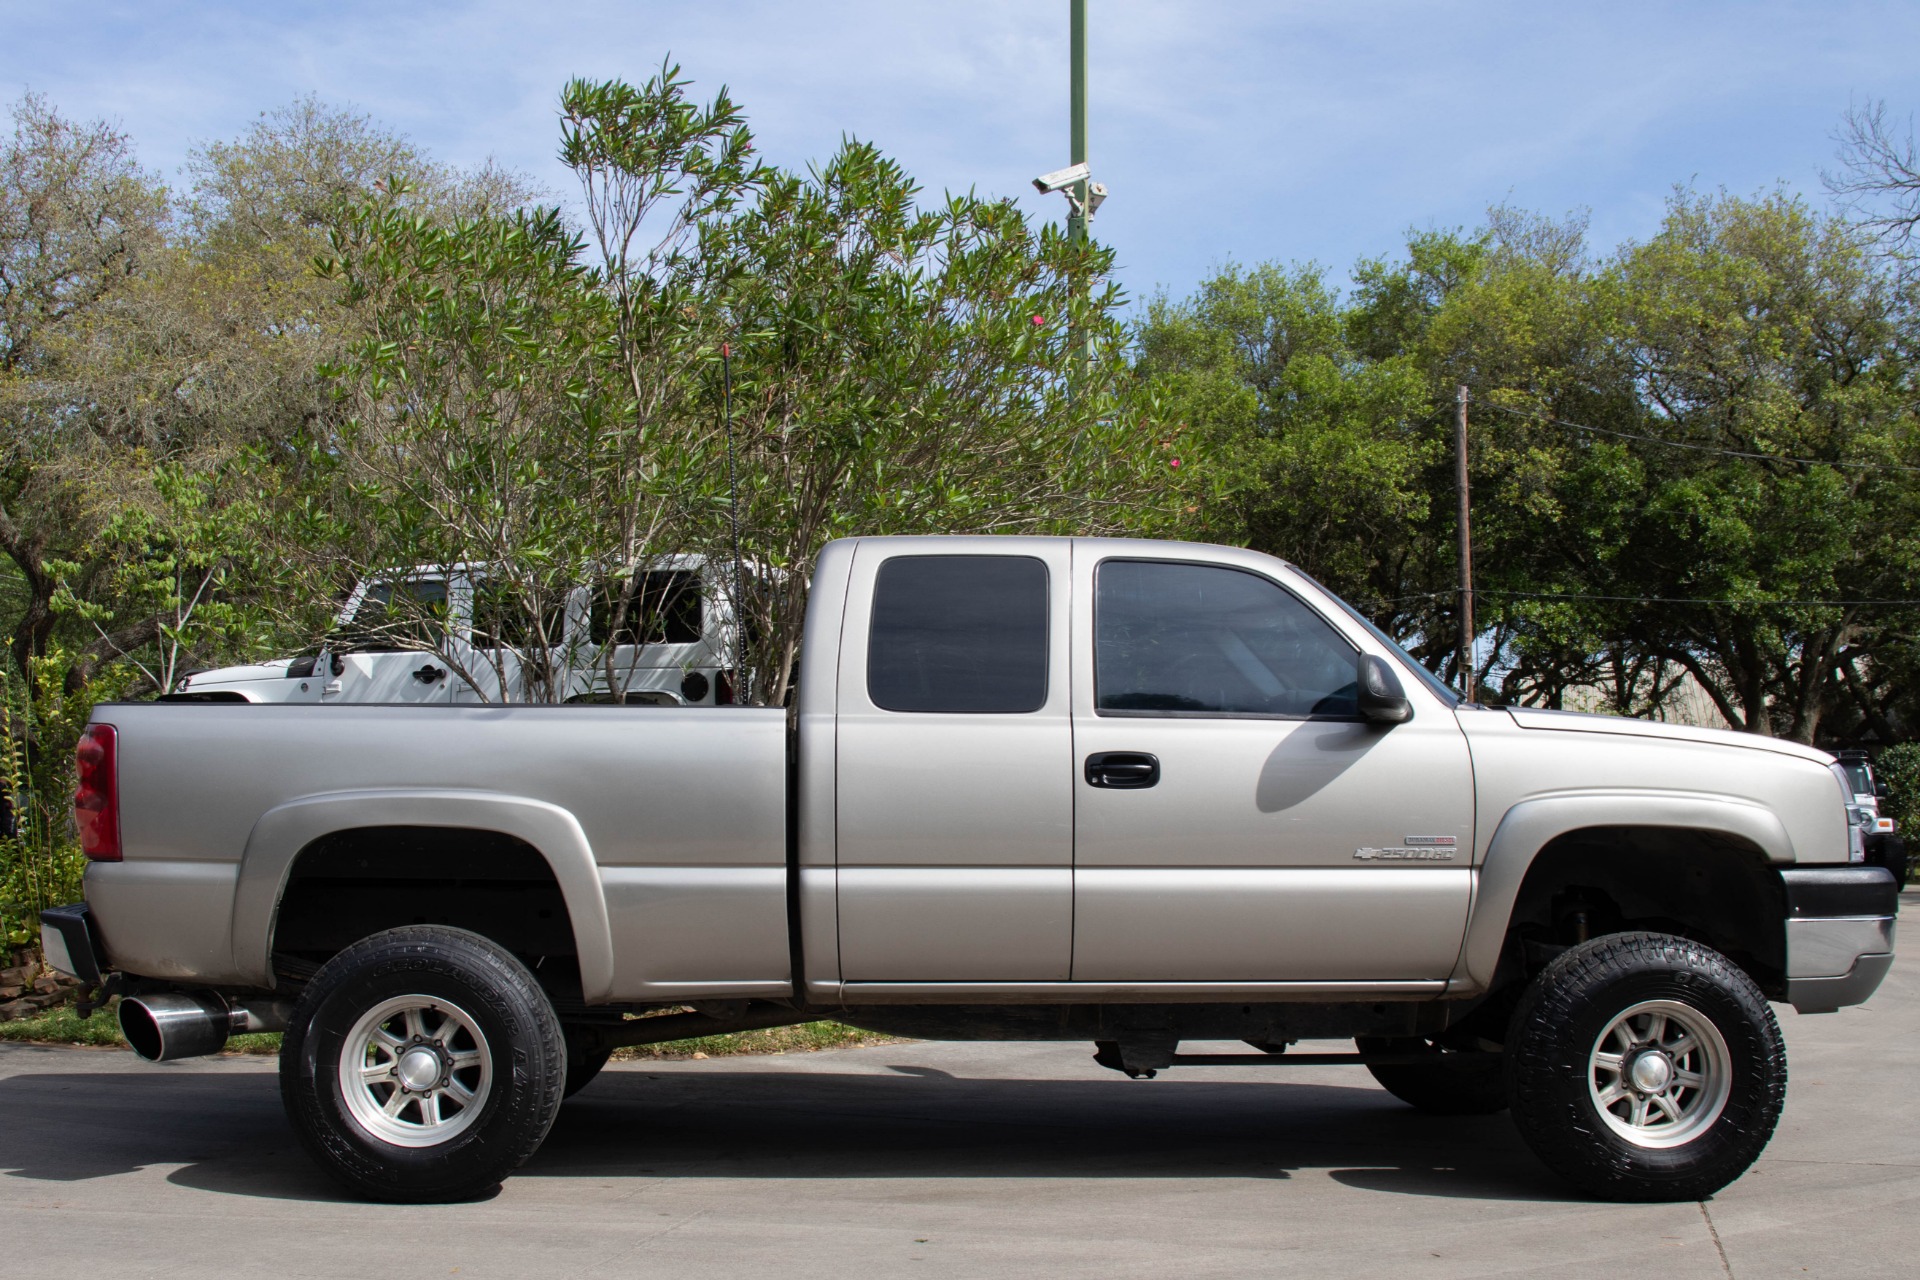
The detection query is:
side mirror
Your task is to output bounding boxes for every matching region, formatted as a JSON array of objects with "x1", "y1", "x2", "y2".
[{"x1": 1357, "y1": 654, "x2": 1412, "y2": 726}]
